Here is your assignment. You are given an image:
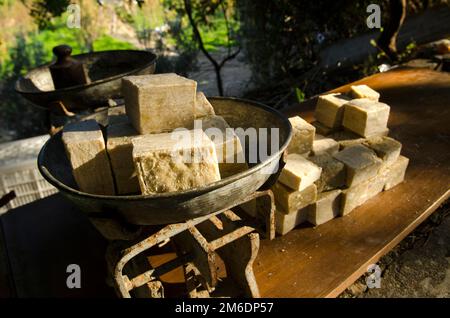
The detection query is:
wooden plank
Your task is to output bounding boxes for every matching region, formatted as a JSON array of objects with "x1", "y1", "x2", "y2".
[{"x1": 256, "y1": 68, "x2": 450, "y2": 297}]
